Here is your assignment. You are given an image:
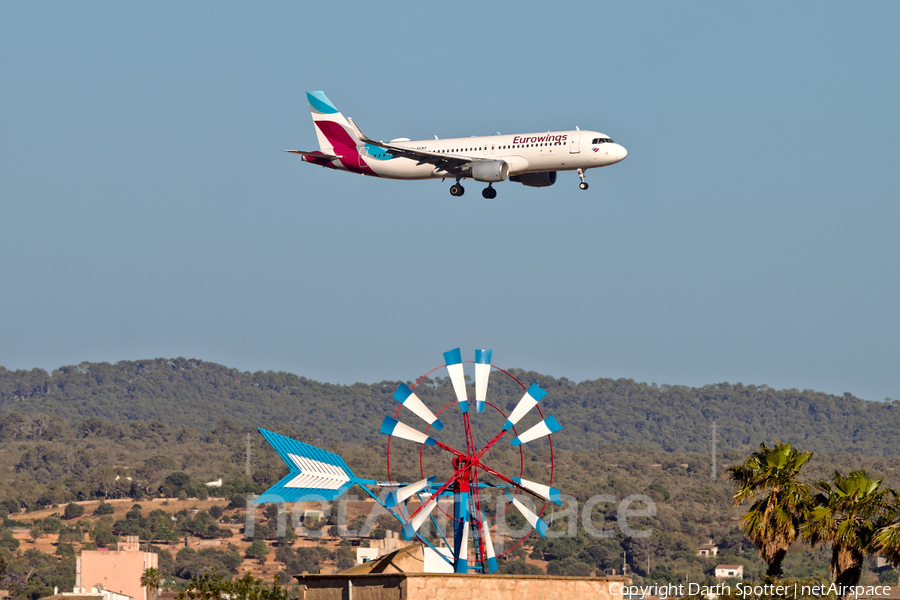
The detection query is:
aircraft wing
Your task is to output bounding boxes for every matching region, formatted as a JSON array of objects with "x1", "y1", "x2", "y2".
[{"x1": 350, "y1": 118, "x2": 488, "y2": 174}]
